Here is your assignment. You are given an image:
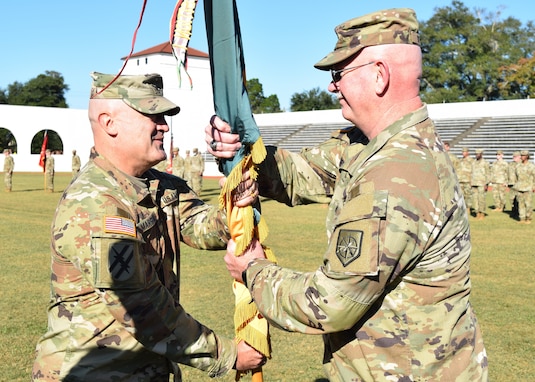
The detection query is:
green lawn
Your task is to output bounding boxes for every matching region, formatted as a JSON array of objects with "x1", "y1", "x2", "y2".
[{"x1": 1, "y1": 173, "x2": 533, "y2": 381}]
